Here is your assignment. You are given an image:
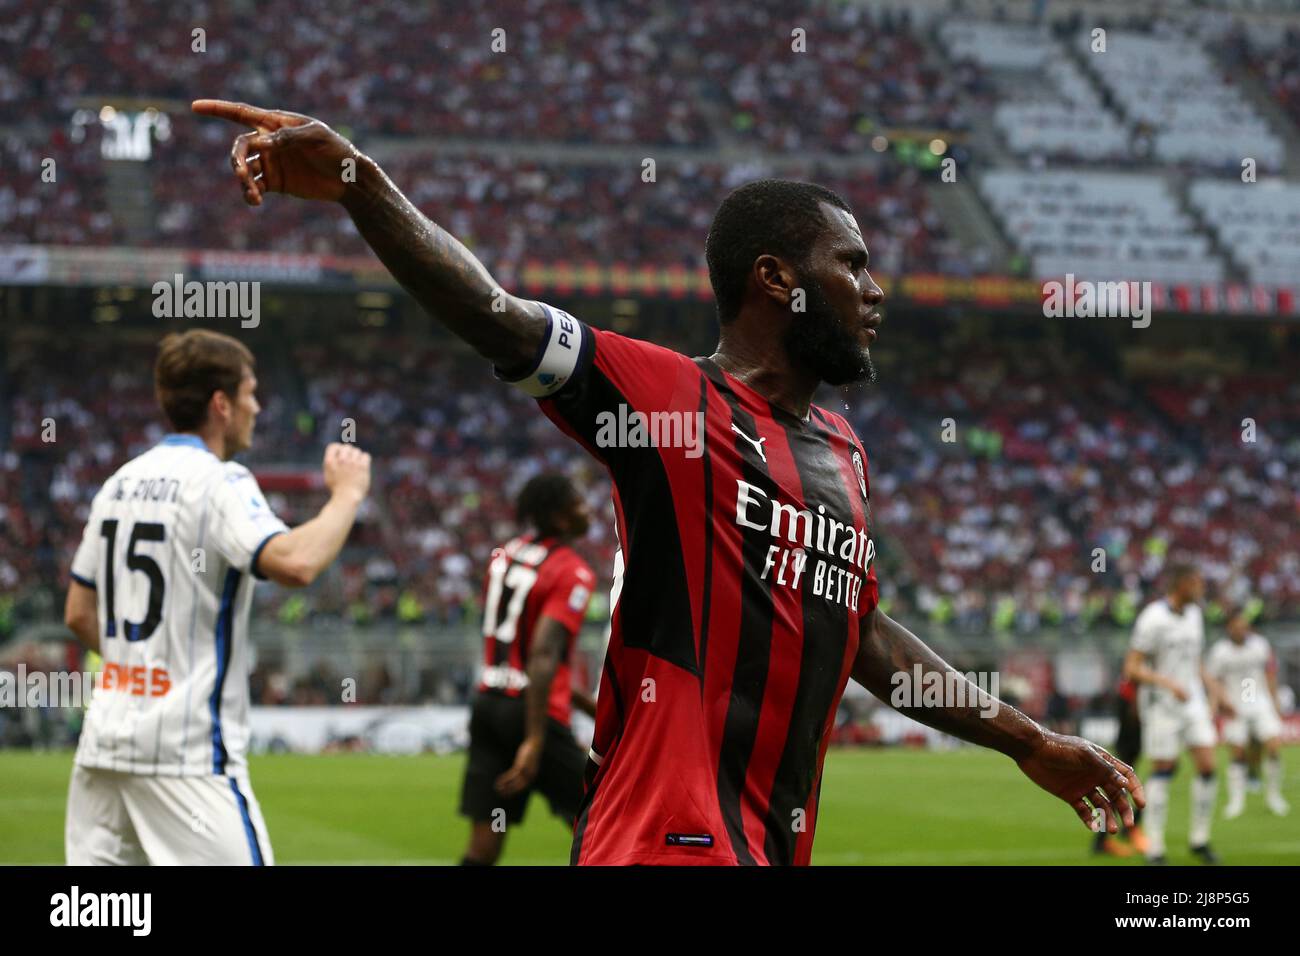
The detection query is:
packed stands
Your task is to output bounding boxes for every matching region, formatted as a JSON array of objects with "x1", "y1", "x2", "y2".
[{"x1": 5, "y1": 315, "x2": 1298, "y2": 663}]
